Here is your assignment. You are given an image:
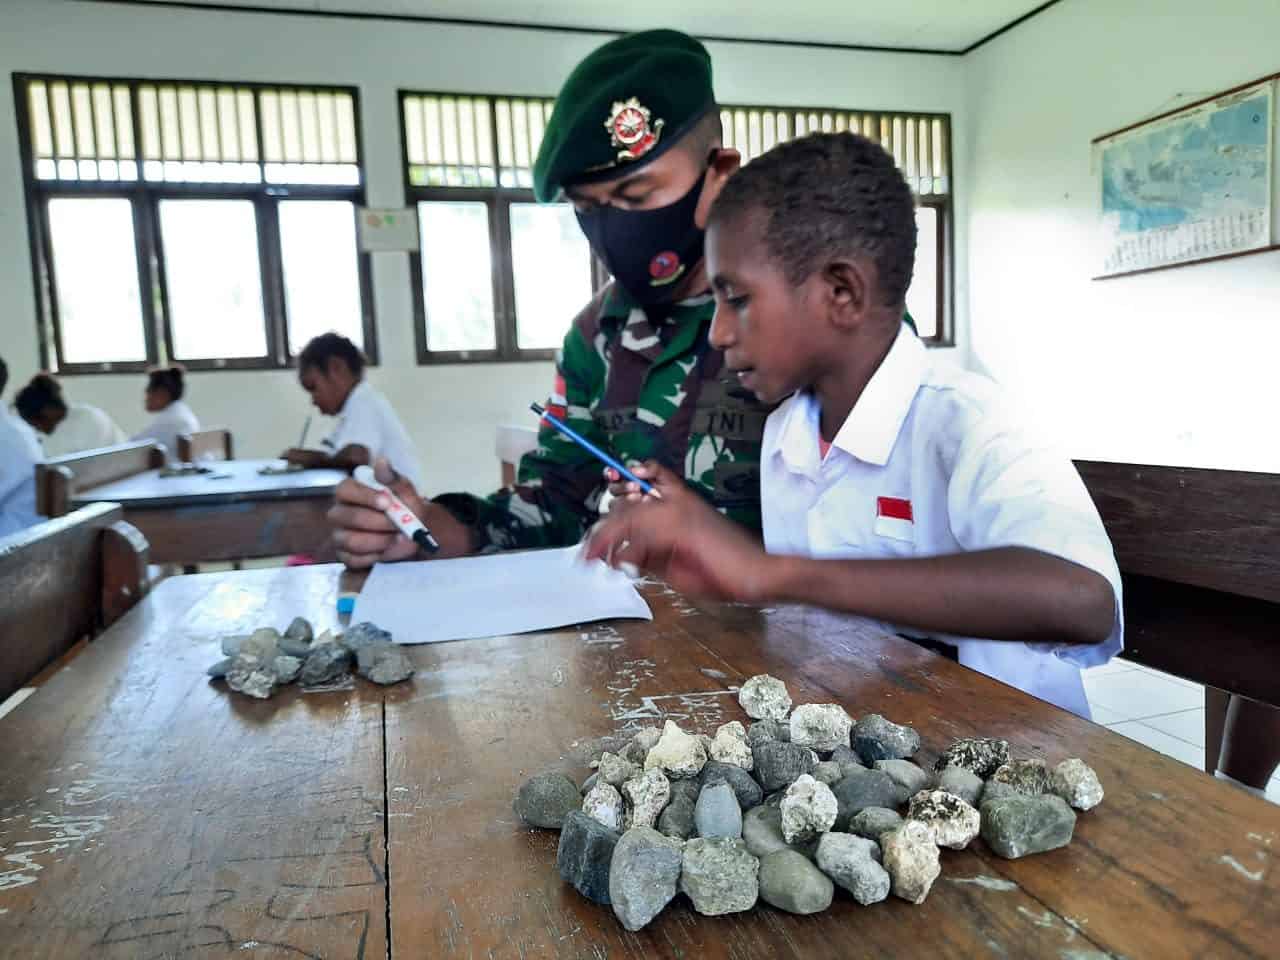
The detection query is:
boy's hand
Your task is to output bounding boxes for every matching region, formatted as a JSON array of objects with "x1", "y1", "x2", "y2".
[
  {"x1": 326, "y1": 458, "x2": 432, "y2": 568},
  {"x1": 282, "y1": 447, "x2": 327, "y2": 468},
  {"x1": 583, "y1": 492, "x2": 774, "y2": 603},
  {"x1": 602, "y1": 460, "x2": 688, "y2": 505}
]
